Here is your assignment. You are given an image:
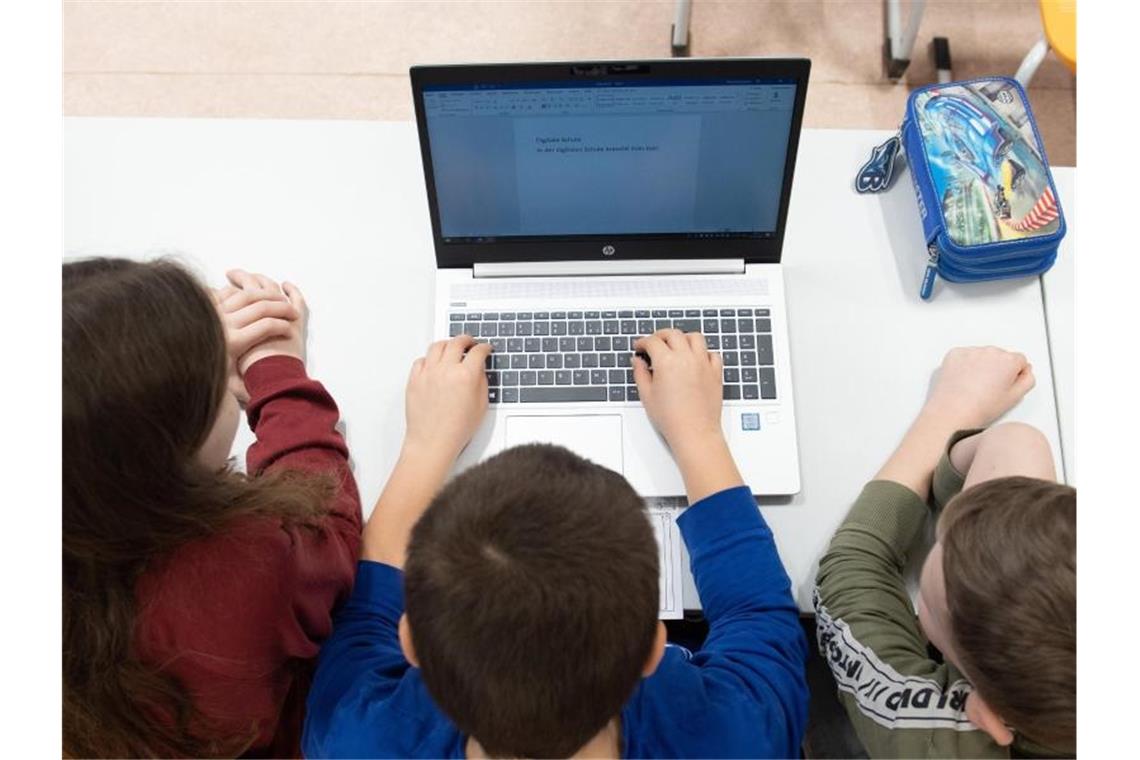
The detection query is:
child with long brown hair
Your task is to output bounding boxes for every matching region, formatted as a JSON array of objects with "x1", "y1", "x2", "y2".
[{"x1": 63, "y1": 258, "x2": 362, "y2": 757}]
